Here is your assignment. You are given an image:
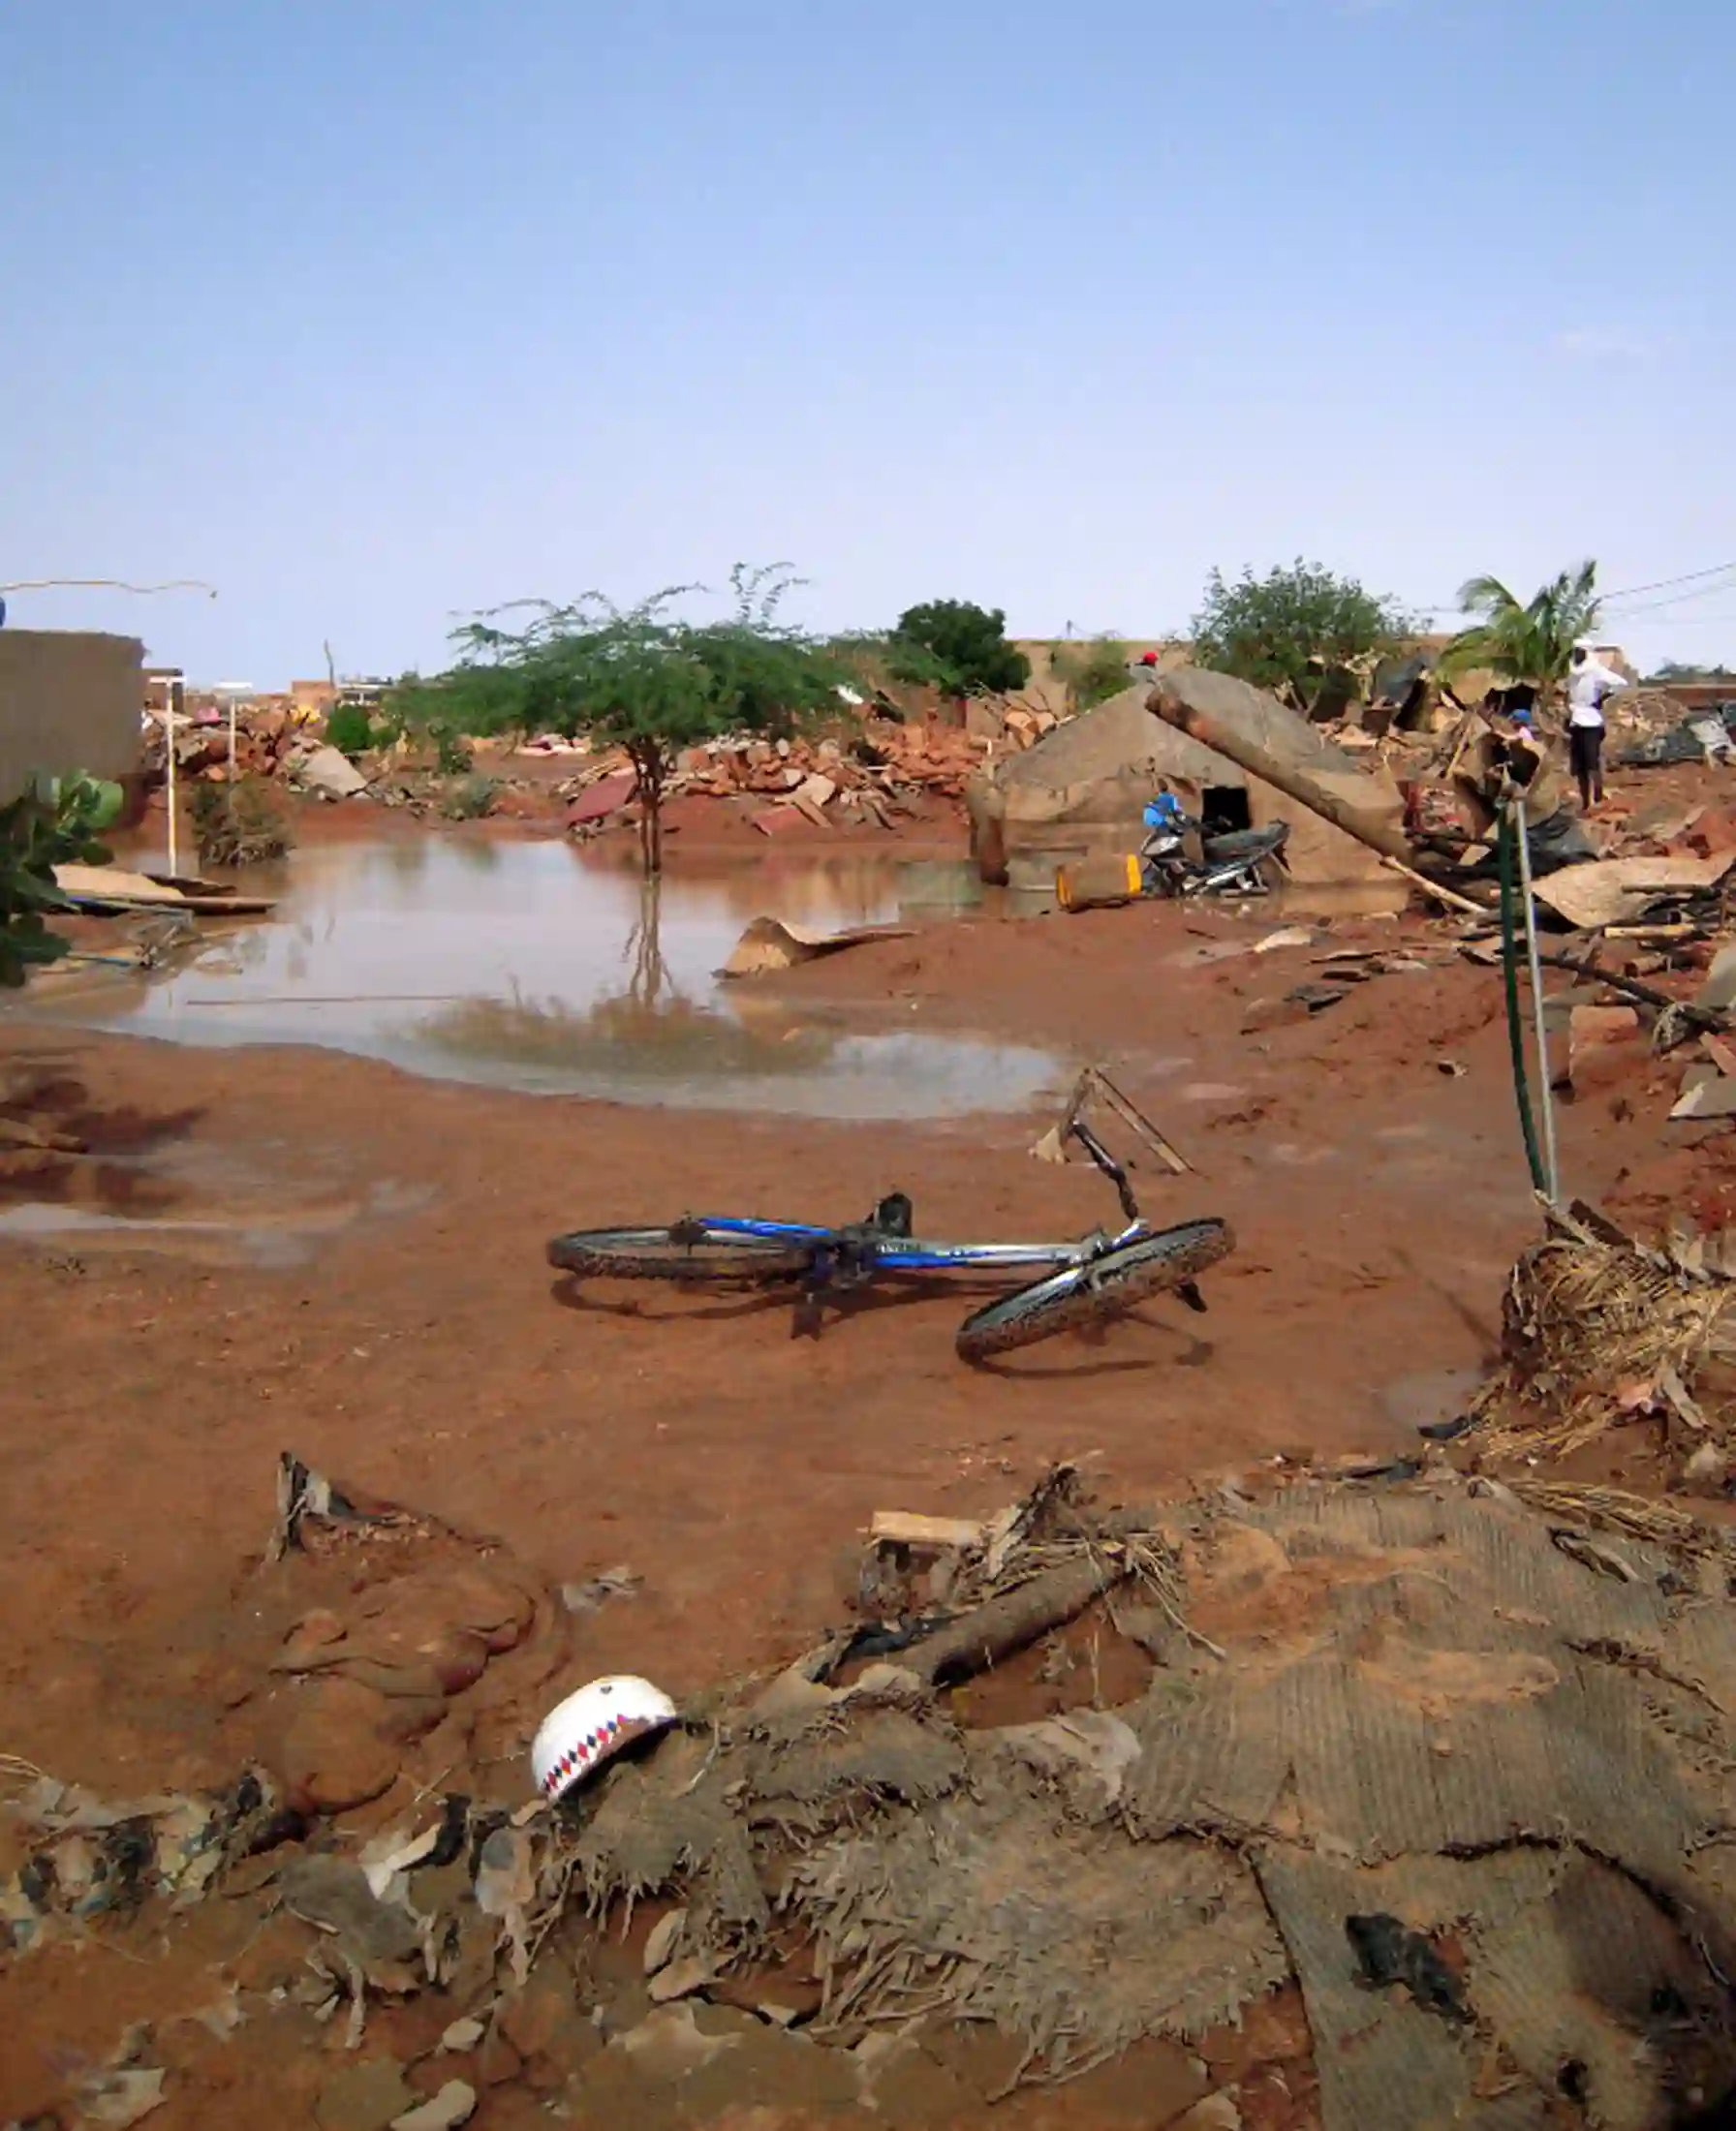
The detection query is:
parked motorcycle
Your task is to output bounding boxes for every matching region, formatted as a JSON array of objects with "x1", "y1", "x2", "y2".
[
  {"x1": 1055, "y1": 795, "x2": 1290, "y2": 911},
  {"x1": 1137, "y1": 795, "x2": 1290, "y2": 899}
]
